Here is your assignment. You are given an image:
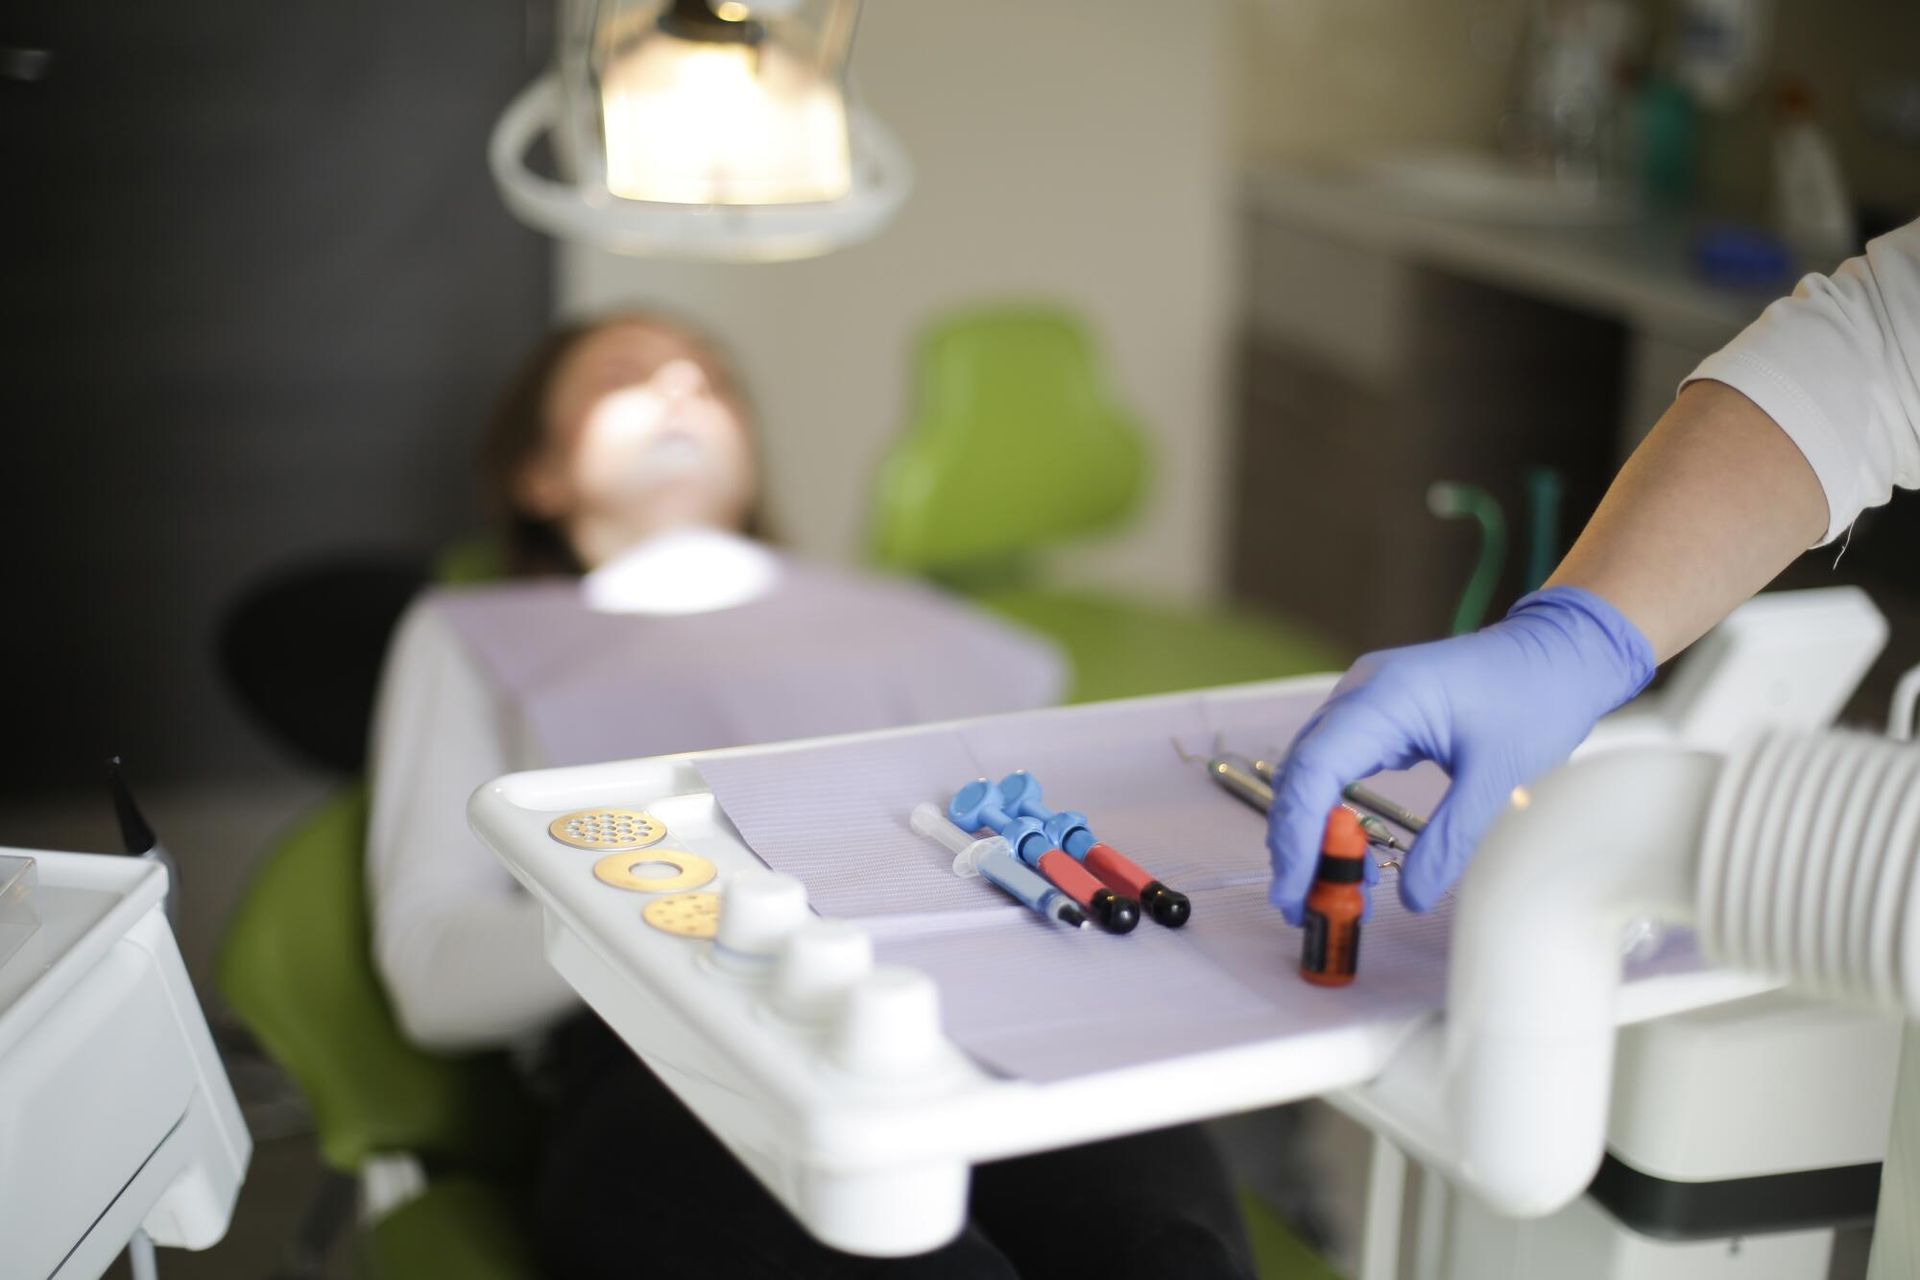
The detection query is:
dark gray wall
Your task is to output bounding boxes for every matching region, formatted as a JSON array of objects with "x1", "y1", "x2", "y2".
[{"x1": 2, "y1": 2, "x2": 552, "y2": 789}]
